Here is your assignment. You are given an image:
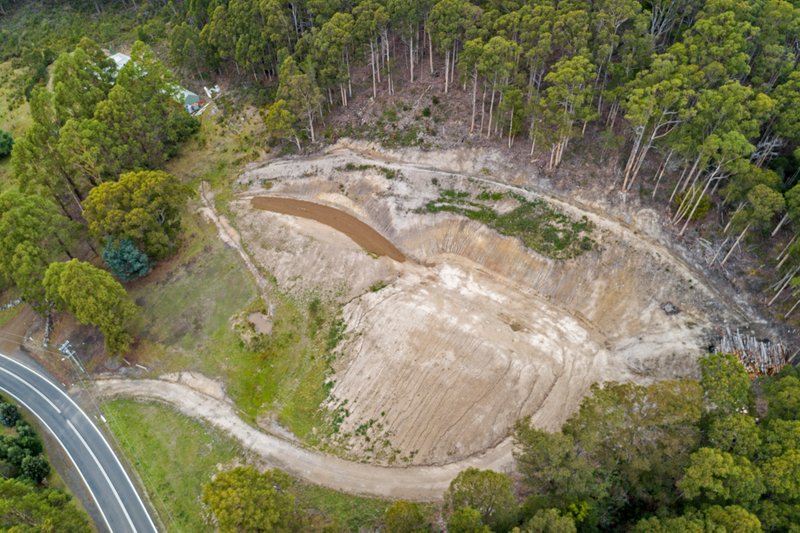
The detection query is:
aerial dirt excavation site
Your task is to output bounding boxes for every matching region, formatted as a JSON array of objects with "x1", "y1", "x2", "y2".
[{"x1": 220, "y1": 140, "x2": 753, "y2": 467}]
